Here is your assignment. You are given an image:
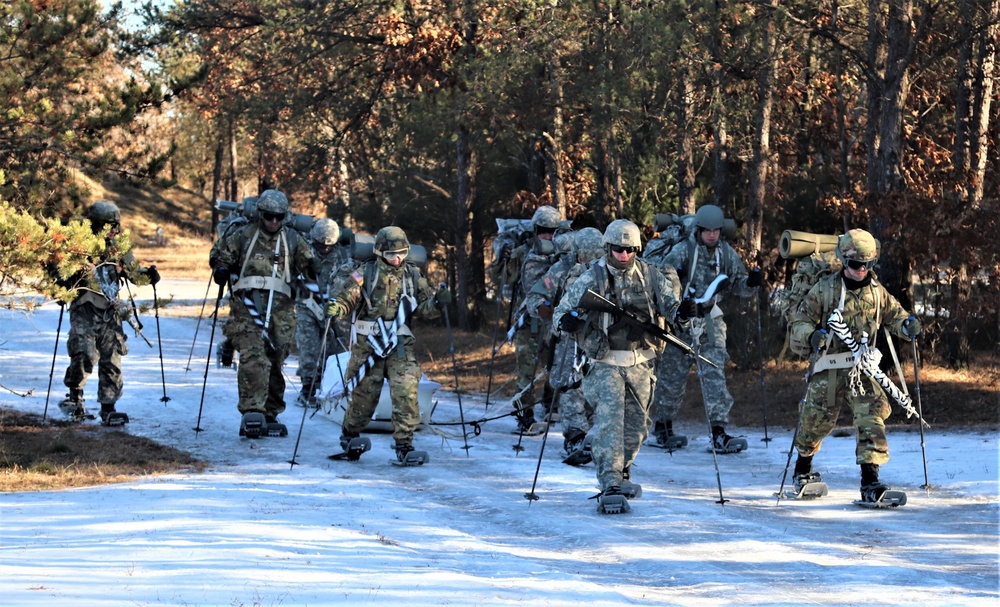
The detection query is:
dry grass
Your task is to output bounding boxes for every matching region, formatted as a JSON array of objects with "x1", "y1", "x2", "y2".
[{"x1": 0, "y1": 408, "x2": 206, "y2": 492}]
